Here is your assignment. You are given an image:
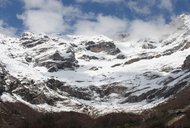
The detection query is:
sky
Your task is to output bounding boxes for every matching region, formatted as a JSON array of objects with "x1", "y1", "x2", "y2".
[{"x1": 0, "y1": 0, "x2": 190, "y2": 38}]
